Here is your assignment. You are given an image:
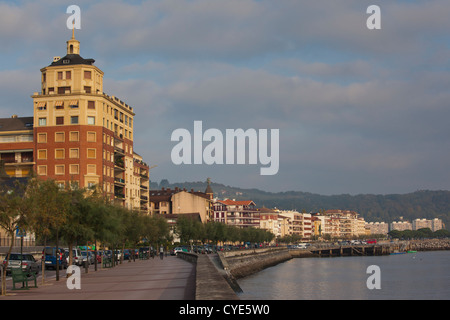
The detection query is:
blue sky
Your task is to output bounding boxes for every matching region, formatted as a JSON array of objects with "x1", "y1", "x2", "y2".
[{"x1": 1, "y1": 0, "x2": 450, "y2": 195}]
